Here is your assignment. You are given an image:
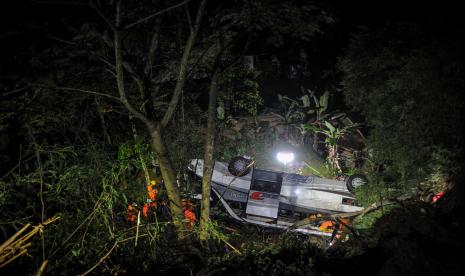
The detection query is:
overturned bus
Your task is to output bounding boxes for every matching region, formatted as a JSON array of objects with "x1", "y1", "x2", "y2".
[{"x1": 188, "y1": 157, "x2": 367, "y2": 236}]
